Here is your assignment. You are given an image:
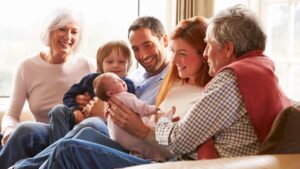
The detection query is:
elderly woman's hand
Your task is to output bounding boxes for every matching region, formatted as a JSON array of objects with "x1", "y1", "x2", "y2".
[
  {"x1": 108, "y1": 97, "x2": 151, "y2": 140},
  {"x1": 1, "y1": 127, "x2": 14, "y2": 146}
]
